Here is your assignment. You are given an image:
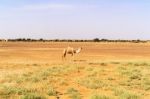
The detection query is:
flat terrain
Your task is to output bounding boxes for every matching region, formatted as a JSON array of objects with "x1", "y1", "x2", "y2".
[{"x1": 0, "y1": 42, "x2": 150, "y2": 99}]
